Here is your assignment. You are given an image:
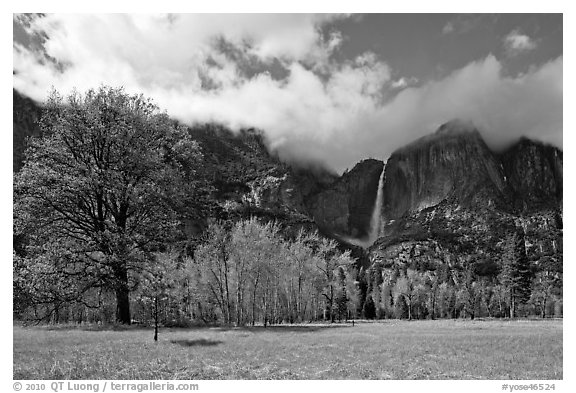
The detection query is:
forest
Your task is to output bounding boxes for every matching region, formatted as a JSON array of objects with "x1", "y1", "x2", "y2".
[{"x1": 13, "y1": 87, "x2": 563, "y2": 327}]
